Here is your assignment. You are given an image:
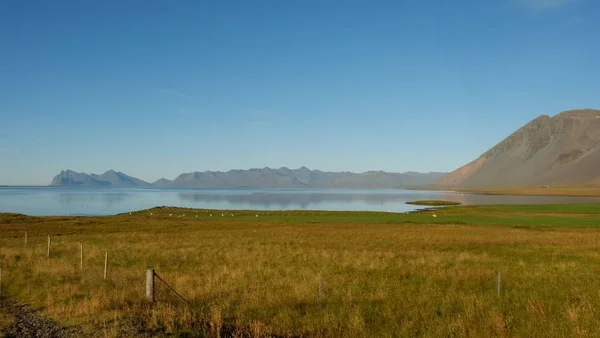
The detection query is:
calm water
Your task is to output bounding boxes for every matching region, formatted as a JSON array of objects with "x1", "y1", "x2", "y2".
[{"x1": 1, "y1": 187, "x2": 600, "y2": 216}]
